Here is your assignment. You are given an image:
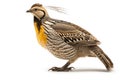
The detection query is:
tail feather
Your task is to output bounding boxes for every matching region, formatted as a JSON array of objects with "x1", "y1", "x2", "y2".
[{"x1": 89, "y1": 46, "x2": 113, "y2": 70}]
